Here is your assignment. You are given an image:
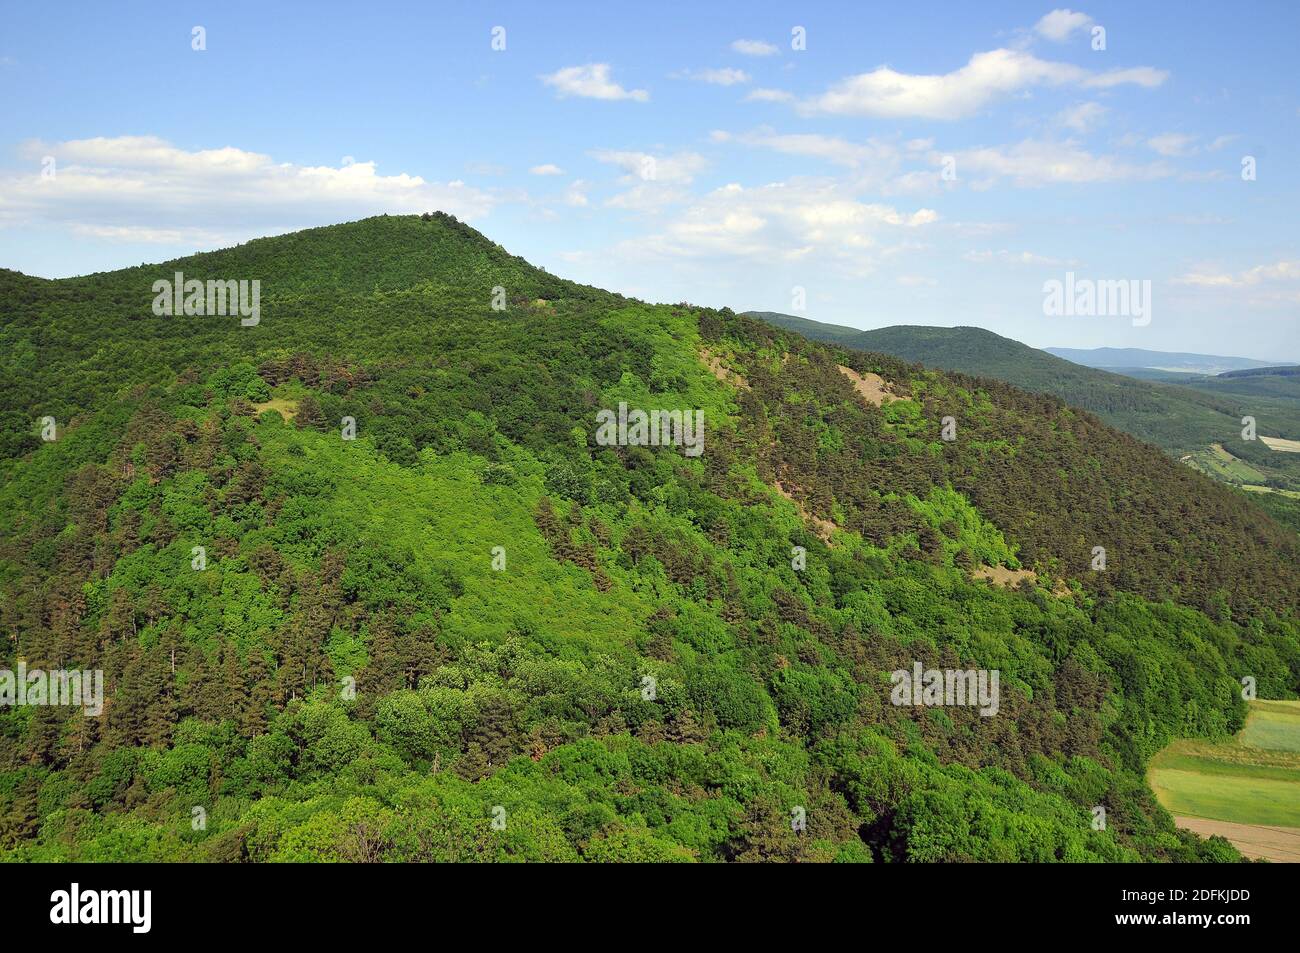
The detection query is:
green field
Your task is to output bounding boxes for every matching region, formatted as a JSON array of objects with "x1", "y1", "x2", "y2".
[
  {"x1": 1182, "y1": 444, "x2": 1269, "y2": 485},
  {"x1": 1149, "y1": 700, "x2": 1300, "y2": 827}
]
